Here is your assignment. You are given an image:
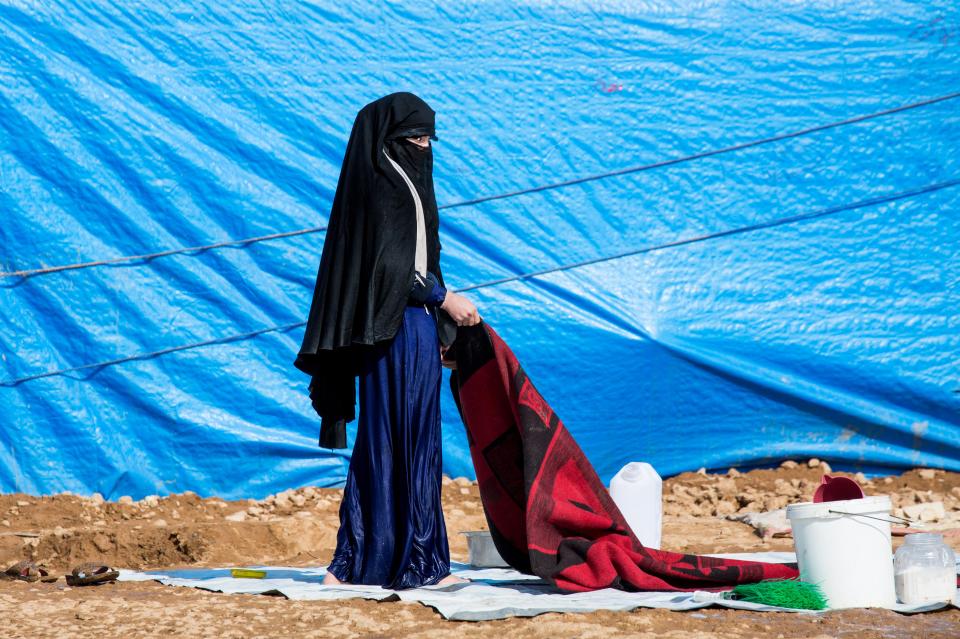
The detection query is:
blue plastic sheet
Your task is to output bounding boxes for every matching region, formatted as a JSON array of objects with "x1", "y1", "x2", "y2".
[{"x1": 1, "y1": 1, "x2": 958, "y2": 499}]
